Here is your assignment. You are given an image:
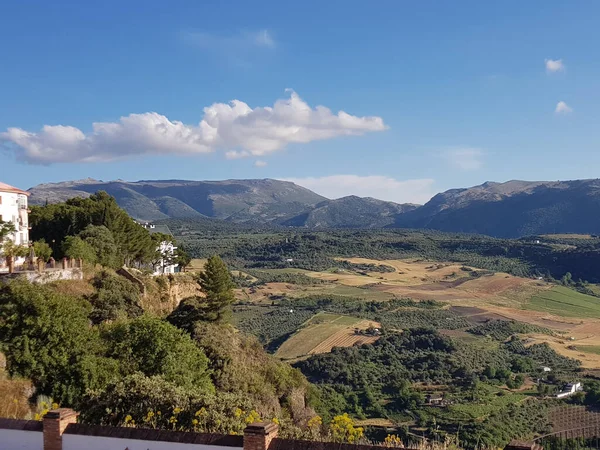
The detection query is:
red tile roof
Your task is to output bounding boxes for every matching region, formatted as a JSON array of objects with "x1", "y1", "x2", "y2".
[{"x1": 0, "y1": 182, "x2": 30, "y2": 196}]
